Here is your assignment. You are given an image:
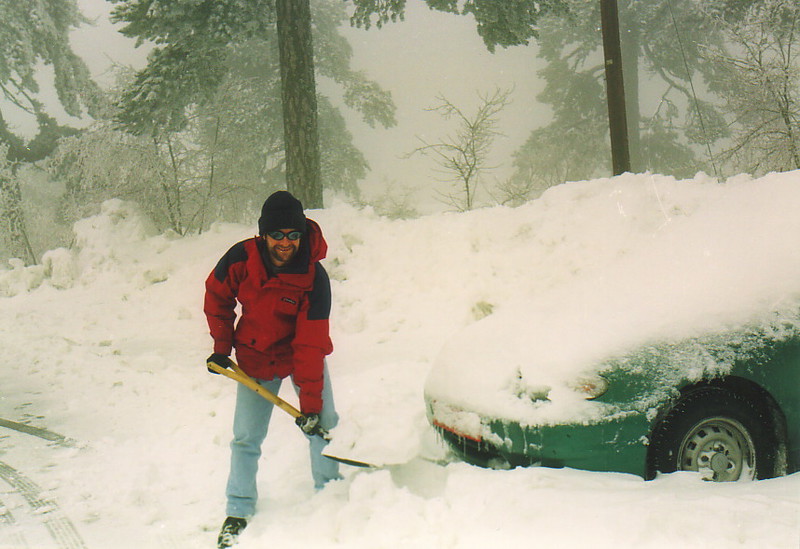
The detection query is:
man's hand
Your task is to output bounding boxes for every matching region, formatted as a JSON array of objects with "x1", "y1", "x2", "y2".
[
  {"x1": 207, "y1": 353, "x2": 233, "y2": 374},
  {"x1": 295, "y1": 413, "x2": 326, "y2": 438}
]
